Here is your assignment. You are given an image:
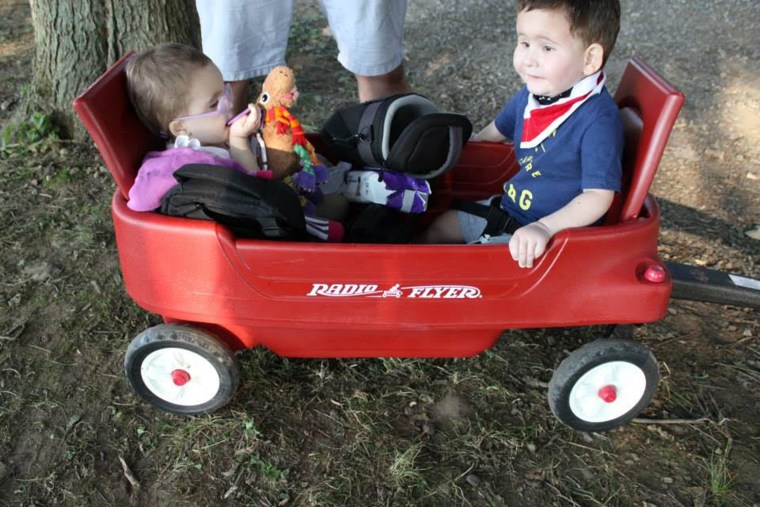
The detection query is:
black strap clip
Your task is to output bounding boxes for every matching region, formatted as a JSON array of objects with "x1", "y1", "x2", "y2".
[{"x1": 452, "y1": 196, "x2": 521, "y2": 236}]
